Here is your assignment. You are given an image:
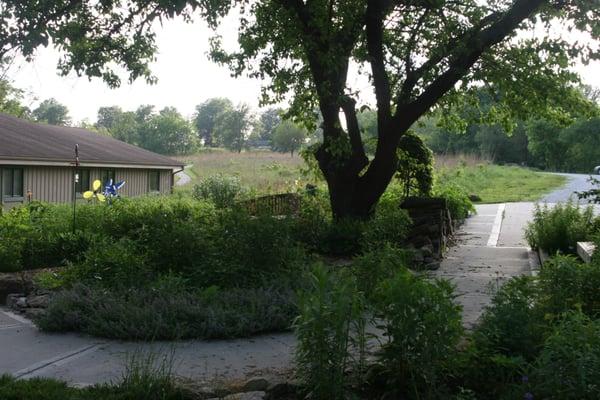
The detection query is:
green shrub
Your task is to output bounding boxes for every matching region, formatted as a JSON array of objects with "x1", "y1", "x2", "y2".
[
  {"x1": 36, "y1": 282, "x2": 297, "y2": 340},
  {"x1": 537, "y1": 255, "x2": 600, "y2": 319},
  {"x1": 434, "y1": 183, "x2": 475, "y2": 221},
  {"x1": 0, "y1": 207, "x2": 31, "y2": 272},
  {"x1": 291, "y1": 192, "x2": 331, "y2": 251},
  {"x1": 192, "y1": 174, "x2": 245, "y2": 208},
  {"x1": 528, "y1": 311, "x2": 600, "y2": 399},
  {"x1": 525, "y1": 202, "x2": 595, "y2": 254},
  {"x1": 352, "y1": 245, "x2": 412, "y2": 298},
  {"x1": 374, "y1": 269, "x2": 463, "y2": 399},
  {"x1": 463, "y1": 276, "x2": 543, "y2": 398},
  {"x1": 63, "y1": 237, "x2": 152, "y2": 289},
  {"x1": 294, "y1": 265, "x2": 367, "y2": 400},
  {"x1": 319, "y1": 217, "x2": 366, "y2": 256},
  {"x1": 363, "y1": 202, "x2": 412, "y2": 250}
]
